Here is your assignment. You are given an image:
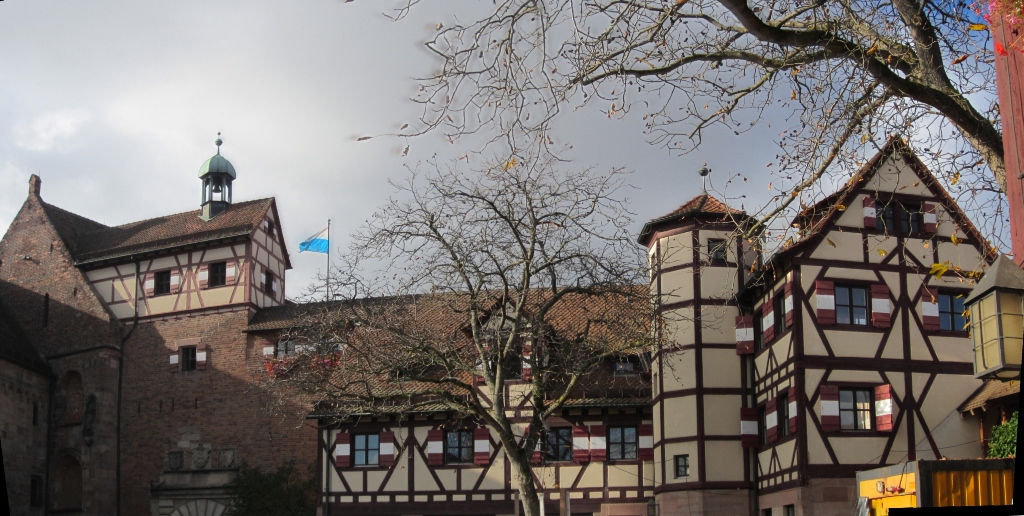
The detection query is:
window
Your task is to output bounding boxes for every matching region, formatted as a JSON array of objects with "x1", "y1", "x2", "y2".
[
  {"x1": 876, "y1": 199, "x2": 924, "y2": 236},
  {"x1": 900, "y1": 203, "x2": 923, "y2": 235},
  {"x1": 505, "y1": 353, "x2": 522, "y2": 380},
  {"x1": 353, "y1": 434, "x2": 379, "y2": 466},
  {"x1": 180, "y1": 347, "x2": 197, "y2": 372},
  {"x1": 545, "y1": 428, "x2": 573, "y2": 462},
  {"x1": 708, "y1": 239, "x2": 727, "y2": 263},
  {"x1": 876, "y1": 202, "x2": 896, "y2": 234},
  {"x1": 614, "y1": 361, "x2": 636, "y2": 376},
  {"x1": 939, "y1": 292, "x2": 967, "y2": 331},
  {"x1": 33, "y1": 402, "x2": 39, "y2": 426},
  {"x1": 154, "y1": 270, "x2": 171, "y2": 296},
  {"x1": 267, "y1": 221, "x2": 276, "y2": 239},
  {"x1": 608, "y1": 426, "x2": 638, "y2": 460},
  {"x1": 276, "y1": 340, "x2": 296, "y2": 358},
  {"x1": 777, "y1": 396, "x2": 789, "y2": 438},
  {"x1": 784, "y1": 505, "x2": 795, "y2": 516},
  {"x1": 264, "y1": 270, "x2": 275, "y2": 296},
  {"x1": 208, "y1": 261, "x2": 227, "y2": 288},
  {"x1": 674, "y1": 454, "x2": 690, "y2": 478},
  {"x1": 839, "y1": 388, "x2": 873, "y2": 430},
  {"x1": 30, "y1": 475, "x2": 44, "y2": 507},
  {"x1": 445, "y1": 430, "x2": 474, "y2": 464},
  {"x1": 774, "y1": 295, "x2": 787, "y2": 333},
  {"x1": 835, "y1": 285, "x2": 868, "y2": 325}
]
